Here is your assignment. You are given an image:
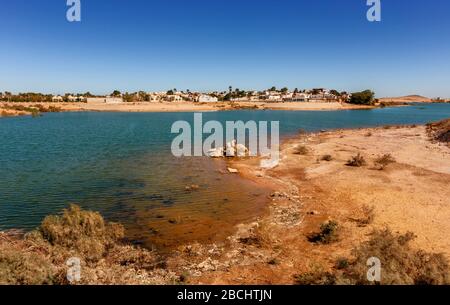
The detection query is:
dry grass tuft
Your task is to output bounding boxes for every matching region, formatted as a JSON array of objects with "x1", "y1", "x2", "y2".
[
  {"x1": 374, "y1": 154, "x2": 396, "y2": 170},
  {"x1": 427, "y1": 119, "x2": 450, "y2": 145},
  {"x1": 357, "y1": 205, "x2": 375, "y2": 227},
  {"x1": 293, "y1": 145, "x2": 309, "y2": 155},
  {"x1": 346, "y1": 153, "x2": 366, "y2": 167},
  {"x1": 308, "y1": 220, "x2": 340, "y2": 244},
  {"x1": 321, "y1": 154, "x2": 333, "y2": 161}
]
